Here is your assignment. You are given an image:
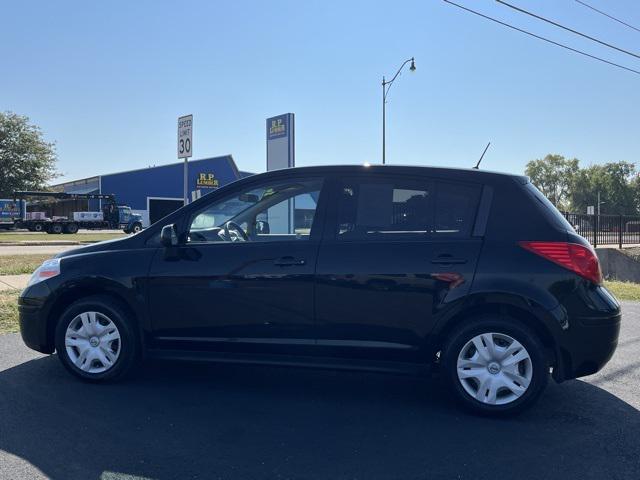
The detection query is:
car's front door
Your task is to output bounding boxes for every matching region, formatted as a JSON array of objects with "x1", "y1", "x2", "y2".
[
  {"x1": 147, "y1": 175, "x2": 326, "y2": 354},
  {"x1": 314, "y1": 174, "x2": 484, "y2": 362}
]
